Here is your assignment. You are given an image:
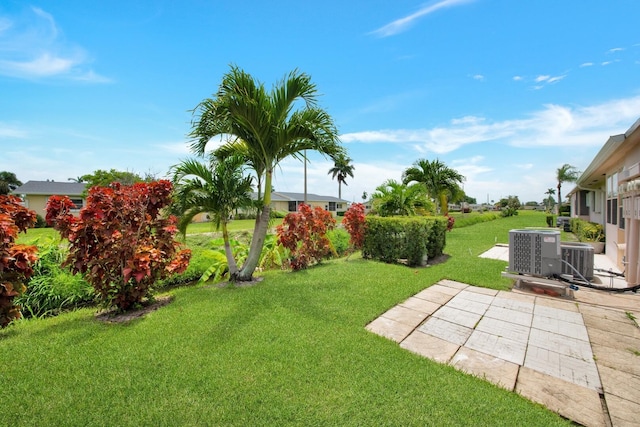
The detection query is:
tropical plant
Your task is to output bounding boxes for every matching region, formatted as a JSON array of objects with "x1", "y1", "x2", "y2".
[
  {"x1": 556, "y1": 163, "x2": 580, "y2": 214},
  {"x1": 0, "y1": 195, "x2": 38, "y2": 327},
  {"x1": 0, "y1": 171, "x2": 22, "y2": 195},
  {"x1": 45, "y1": 181, "x2": 191, "y2": 312},
  {"x1": 276, "y1": 204, "x2": 336, "y2": 270},
  {"x1": 544, "y1": 188, "x2": 556, "y2": 212},
  {"x1": 328, "y1": 153, "x2": 354, "y2": 200},
  {"x1": 371, "y1": 180, "x2": 431, "y2": 217},
  {"x1": 189, "y1": 65, "x2": 343, "y2": 281},
  {"x1": 171, "y1": 154, "x2": 254, "y2": 278},
  {"x1": 342, "y1": 202, "x2": 366, "y2": 252},
  {"x1": 17, "y1": 238, "x2": 94, "y2": 318},
  {"x1": 402, "y1": 159, "x2": 465, "y2": 216}
]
